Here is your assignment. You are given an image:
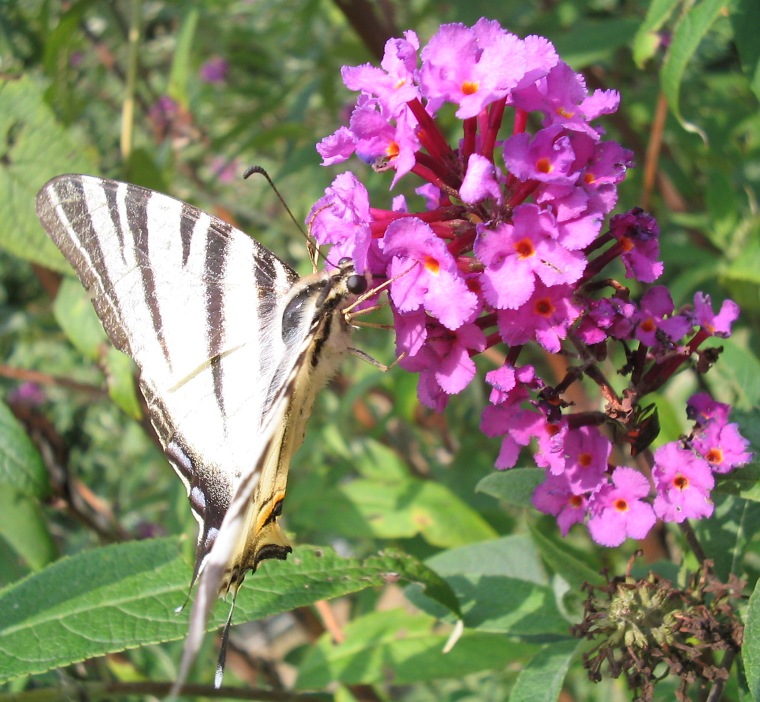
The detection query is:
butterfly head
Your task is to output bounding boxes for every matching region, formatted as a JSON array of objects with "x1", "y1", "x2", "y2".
[{"x1": 334, "y1": 256, "x2": 368, "y2": 298}]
